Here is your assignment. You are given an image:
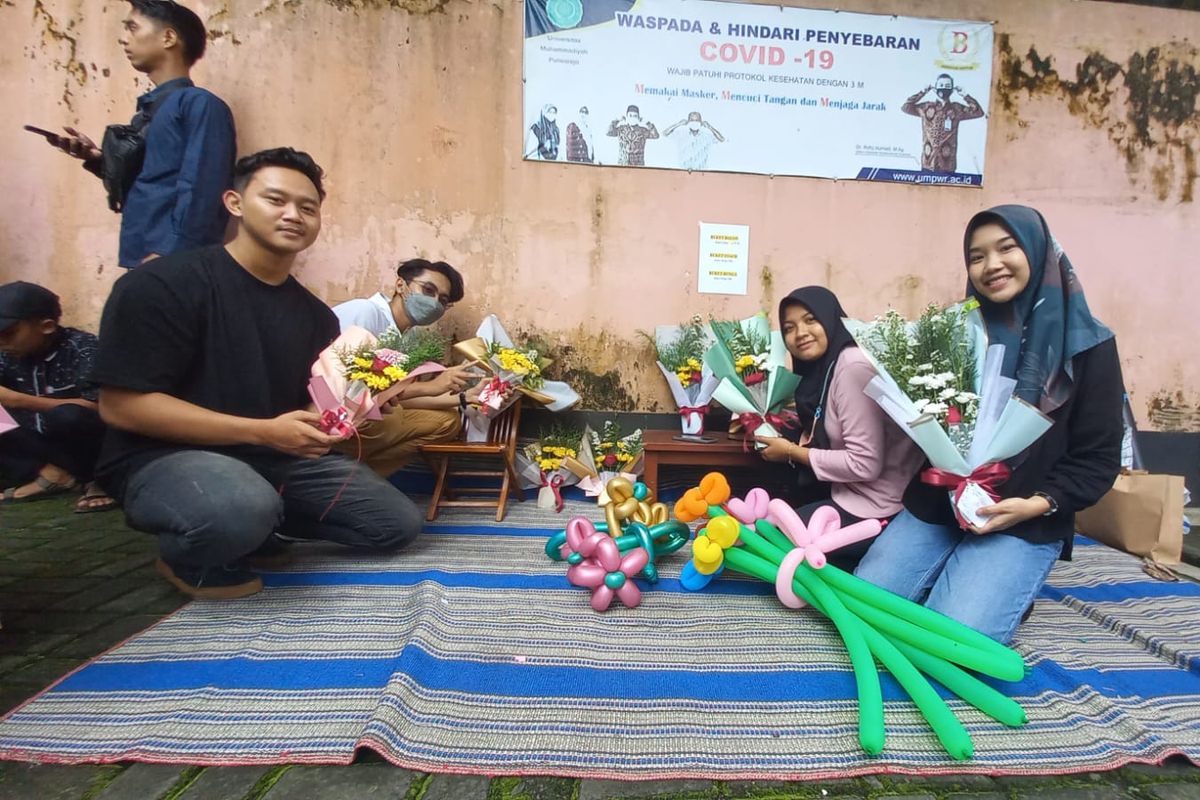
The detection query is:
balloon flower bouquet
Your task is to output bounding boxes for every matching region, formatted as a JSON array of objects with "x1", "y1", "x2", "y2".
[
  {"x1": 674, "y1": 472, "x2": 1028, "y2": 759},
  {"x1": 547, "y1": 471, "x2": 1030, "y2": 760}
]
